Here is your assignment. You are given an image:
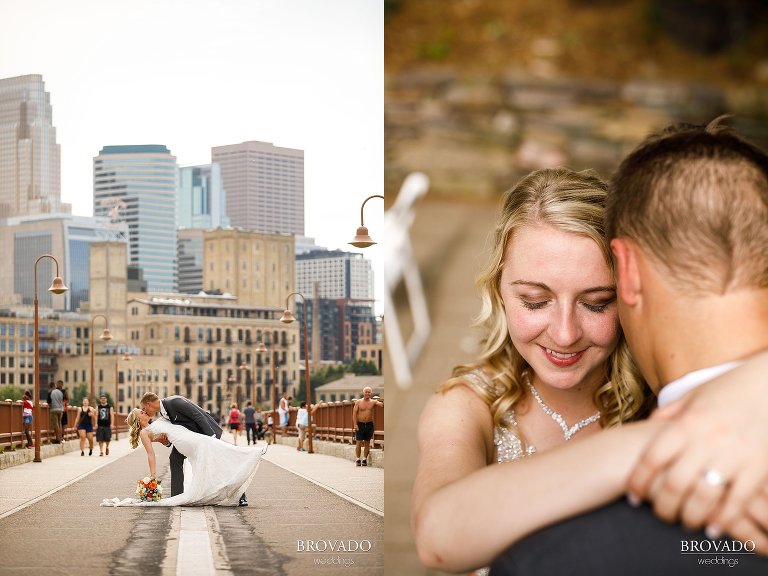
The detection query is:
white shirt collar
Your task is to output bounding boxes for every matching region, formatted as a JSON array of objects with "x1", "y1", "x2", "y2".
[
  {"x1": 159, "y1": 400, "x2": 169, "y2": 420},
  {"x1": 657, "y1": 361, "x2": 743, "y2": 407}
]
